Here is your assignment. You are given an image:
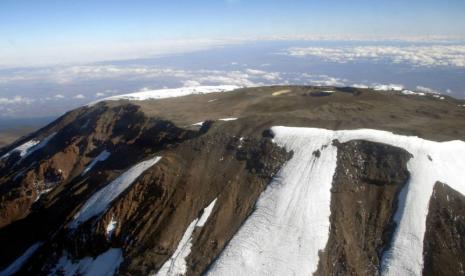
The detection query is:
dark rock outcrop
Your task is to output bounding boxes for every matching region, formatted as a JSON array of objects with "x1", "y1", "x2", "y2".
[
  {"x1": 423, "y1": 182, "x2": 465, "y2": 276},
  {"x1": 316, "y1": 140, "x2": 412, "y2": 275}
]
